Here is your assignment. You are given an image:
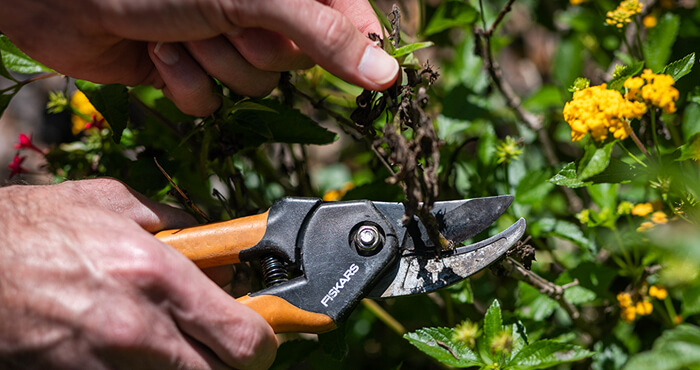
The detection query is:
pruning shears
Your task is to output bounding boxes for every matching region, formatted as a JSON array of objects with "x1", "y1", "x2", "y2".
[{"x1": 155, "y1": 196, "x2": 525, "y2": 333}]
